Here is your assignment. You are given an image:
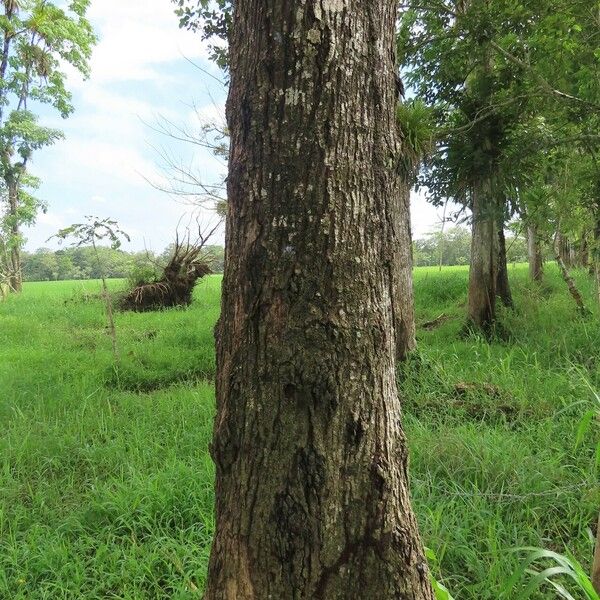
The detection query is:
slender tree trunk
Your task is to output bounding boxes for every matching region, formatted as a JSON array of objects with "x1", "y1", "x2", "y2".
[
  {"x1": 92, "y1": 240, "x2": 119, "y2": 361},
  {"x1": 439, "y1": 198, "x2": 449, "y2": 271},
  {"x1": 393, "y1": 181, "x2": 417, "y2": 360},
  {"x1": 556, "y1": 232, "x2": 572, "y2": 269},
  {"x1": 578, "y1": 235, "x2": 589, "y2": 269},
  {"x1": 555, "y1": 233, "x2": 587, "y2": 314},
  {"x1": 468, "y1": 183, "x2": 498, "y2": 331},
  {"x1": 527, "y1": 225, "x2": 544, "y2": 282},
  {"x1": 205, "y1": 2, "x2": 434, "y2": 599},
  {"x1": 0, "y1": 19, "x2": 16, "y2": 292},
  {"x1": 496, "y1": 224, "x2": 513, "y2": 308},
  {"x1": 7, "y1": 180, "x2": 22, "y2": 293},
  {"x1": 593, "y1": 512, "x2": 600, "y2": 595}
]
